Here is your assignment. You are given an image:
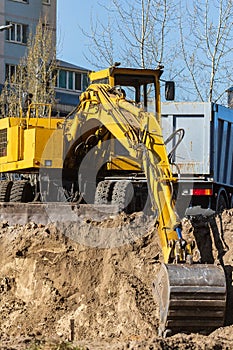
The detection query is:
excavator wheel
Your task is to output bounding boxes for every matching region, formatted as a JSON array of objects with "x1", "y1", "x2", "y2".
[
  {"x1": 94, "y1": 180, "x2": 115, "y2": 204},
  {"x1": 9, "y1": 181, "x2": 34, "y2": 203},
  {"x1": 0, "y1": 181, "x2": 13, "y2": 202},
  {"x1": 111, "y1": 180, "x2": 135, "y2": 213},
  {"x1": 153, "y1": 263, "x2": 226, "y2": 337}
]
